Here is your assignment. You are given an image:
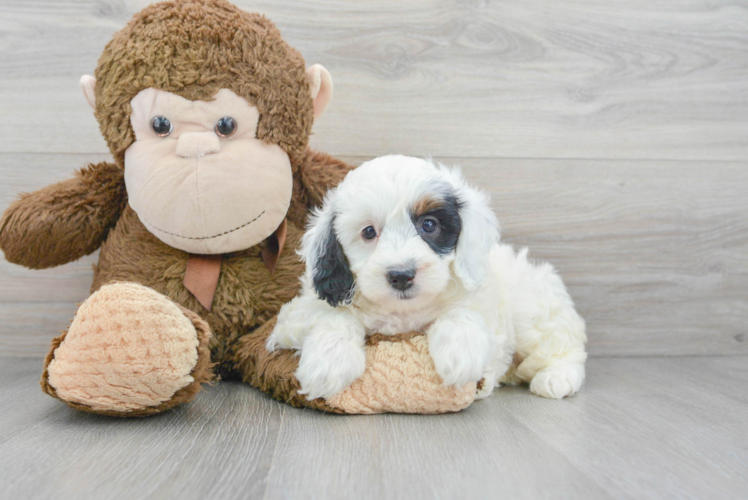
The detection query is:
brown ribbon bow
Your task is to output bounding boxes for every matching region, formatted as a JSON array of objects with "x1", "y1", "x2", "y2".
[{"x1": 183, "y1": 219, "x2": 288, "y2": 310}]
